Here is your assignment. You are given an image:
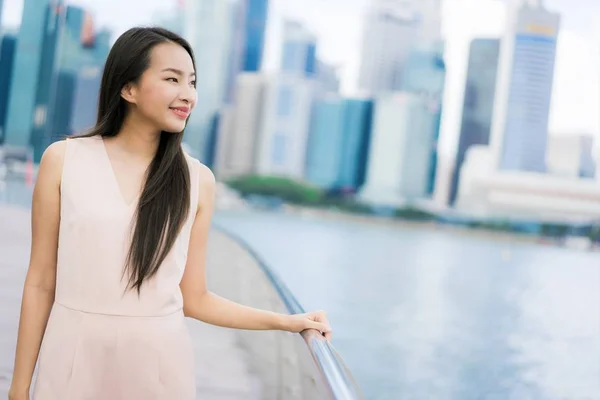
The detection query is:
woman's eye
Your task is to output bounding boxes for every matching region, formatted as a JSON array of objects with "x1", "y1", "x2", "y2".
[{"x1": 167, "y1": 77, "x2": 178, "y2": 83}]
